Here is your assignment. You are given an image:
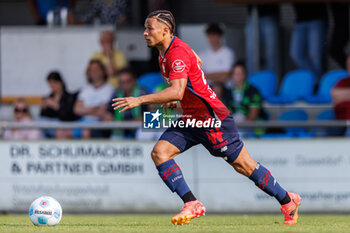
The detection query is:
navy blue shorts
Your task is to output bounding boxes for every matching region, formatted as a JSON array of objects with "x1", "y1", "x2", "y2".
[{"x1": 159, "y1": 115, "x2": 244, "y2": 163}]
